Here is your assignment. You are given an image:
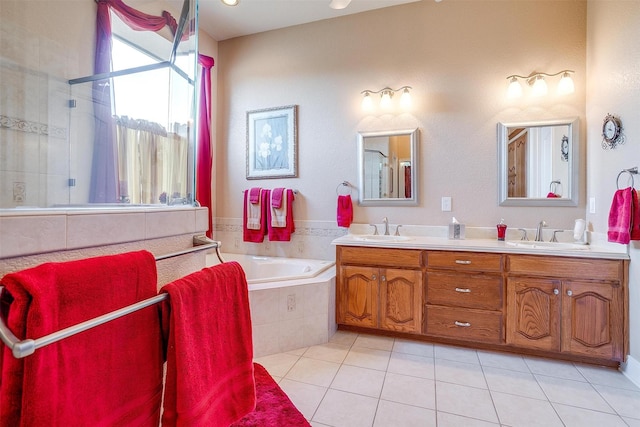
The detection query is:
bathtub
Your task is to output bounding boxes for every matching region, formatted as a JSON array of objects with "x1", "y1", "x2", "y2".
[{"x1": 205, "y1": 253, "x2": 337, "y2": 357}]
